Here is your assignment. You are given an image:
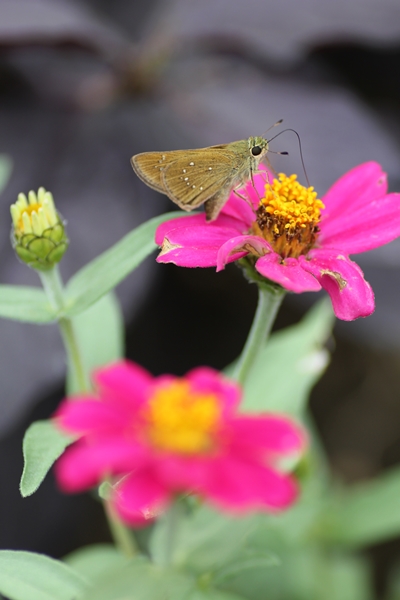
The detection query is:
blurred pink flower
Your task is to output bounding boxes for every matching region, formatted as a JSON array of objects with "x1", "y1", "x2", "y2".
[
  {"x1": 156, "y1": 163, "x2": 400, "y2": 321},
  {"x1": 54, "y1": 361, "x2": 305, "y2": 525}
]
